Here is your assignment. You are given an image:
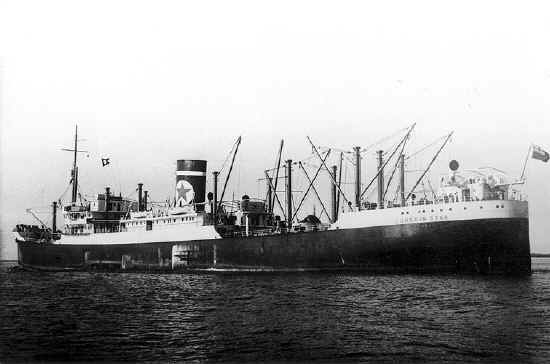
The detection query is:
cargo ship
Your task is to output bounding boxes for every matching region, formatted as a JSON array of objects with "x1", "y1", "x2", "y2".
[{"x1": 13, "y1": 125, "x2": 532, "y2": 274}]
